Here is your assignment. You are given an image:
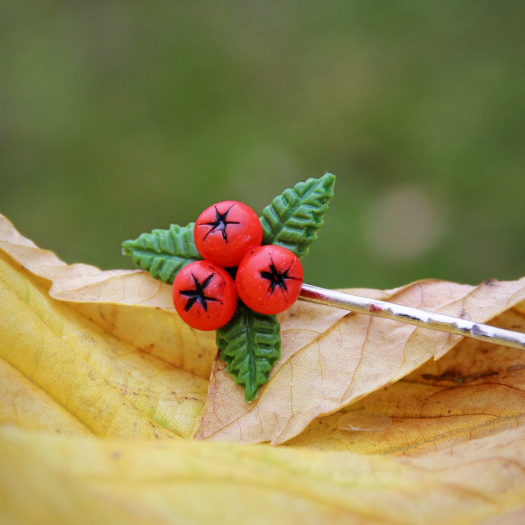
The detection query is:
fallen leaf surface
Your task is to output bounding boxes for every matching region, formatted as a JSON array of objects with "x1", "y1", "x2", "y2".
[
  {"x1": 197, "y1": 278, "x2": 525, "y2": 444},
  {"x1": 2, "y1": 213, "x2": 525, "y2": 523},
  {"x1": 1, "y1": 424, "x2": 525, "y2": 525},
  {"x1": 0, "y1": 215, "x2": 217, "y2": 379},
  {"x1": 285, "y1": 308, "x2": 525, "y2": 454},
  {"x1": 0, "y1": 215, "x2": 210, "y2": 438}
]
